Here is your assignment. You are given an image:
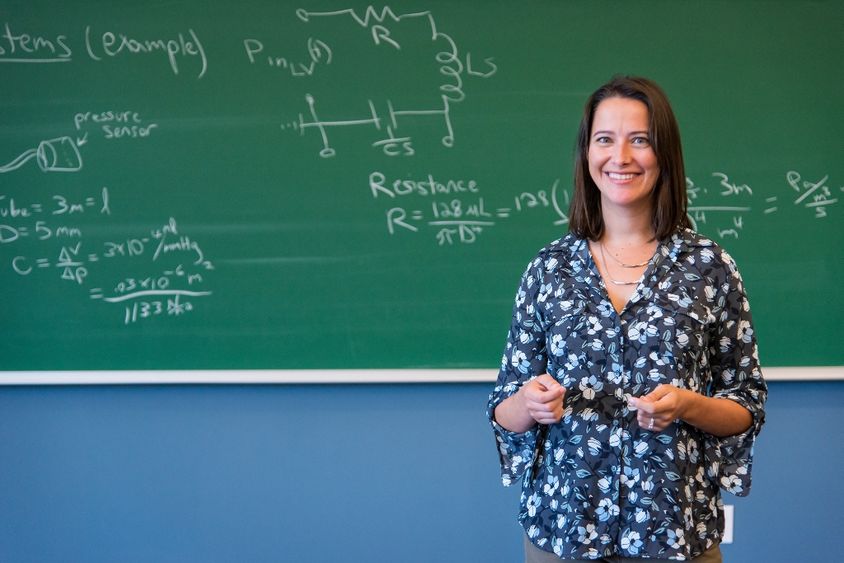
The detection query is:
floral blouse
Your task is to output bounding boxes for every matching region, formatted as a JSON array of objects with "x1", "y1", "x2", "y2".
[{"x1": 488, "y1": 229, "x2": 767, "y2": 560}]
